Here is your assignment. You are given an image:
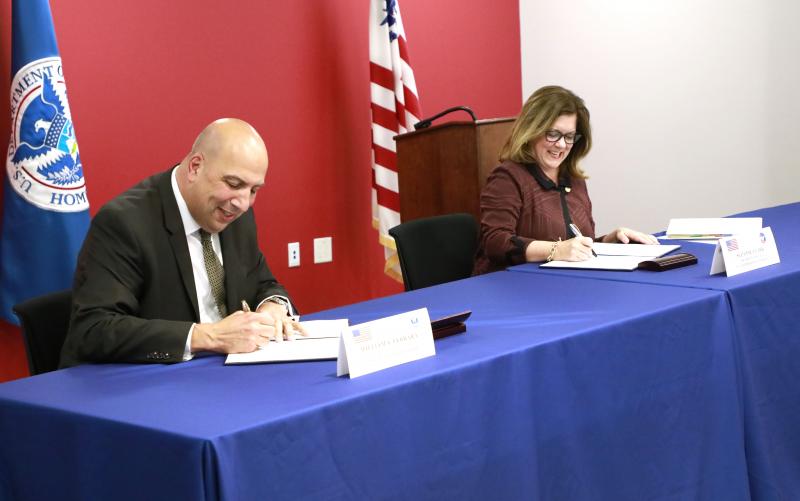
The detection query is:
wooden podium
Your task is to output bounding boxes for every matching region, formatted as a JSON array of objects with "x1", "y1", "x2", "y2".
[{"x1": 394, "y1": 117, "x2": 514, "y2": 222}]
